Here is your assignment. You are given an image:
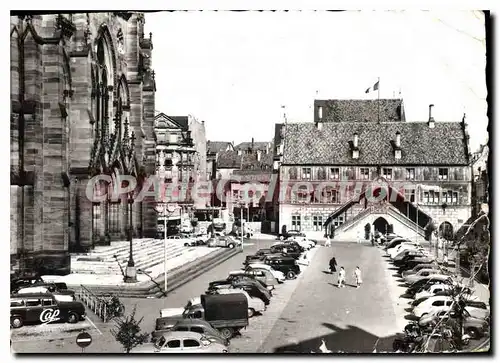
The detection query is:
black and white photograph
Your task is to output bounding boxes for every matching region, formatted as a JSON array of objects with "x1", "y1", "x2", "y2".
[{"x1": 8, "y1": 3, "x2": 492, "y2": 355}]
